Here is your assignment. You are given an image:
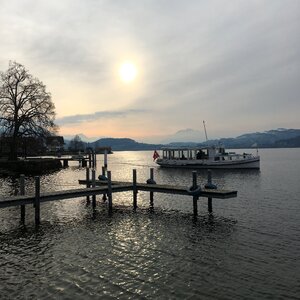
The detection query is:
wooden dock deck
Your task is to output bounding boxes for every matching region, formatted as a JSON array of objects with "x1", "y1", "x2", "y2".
[
  {"x1": 0, "y1": 168, "x2": 237, "y2": 226},
  {"x1": 79, "y1": 179, "x2": 237, "y2": 199}
]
